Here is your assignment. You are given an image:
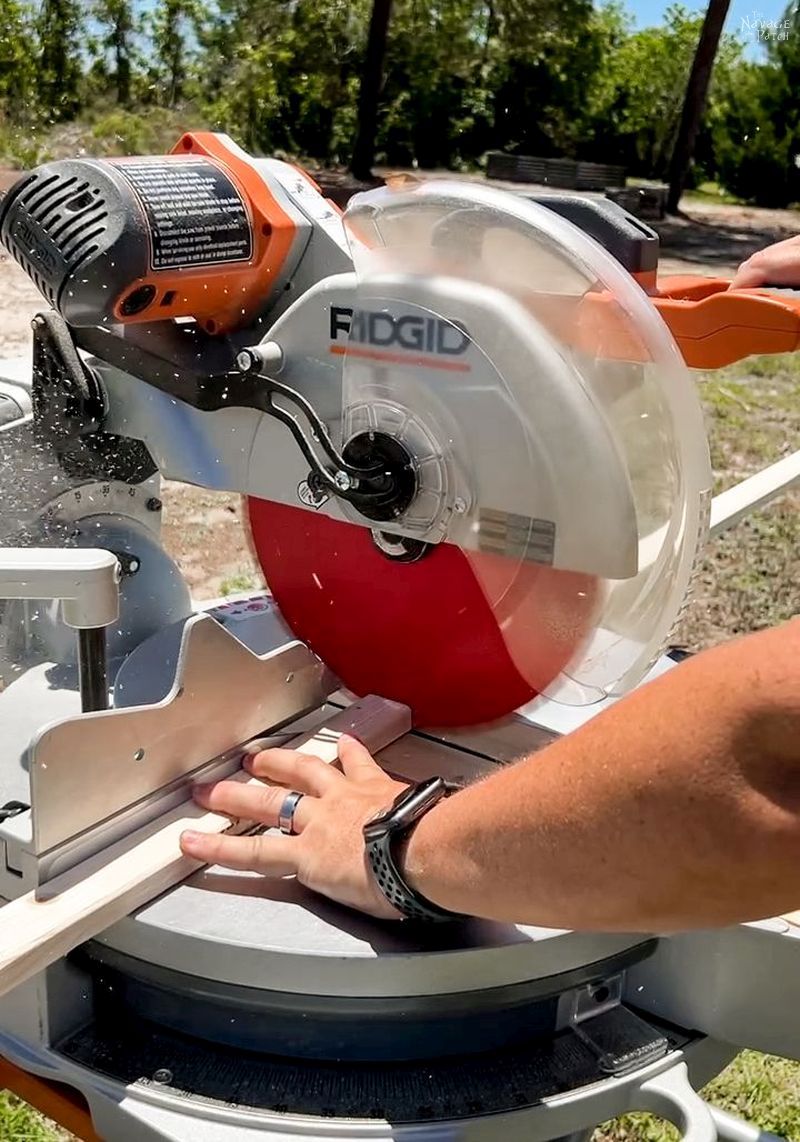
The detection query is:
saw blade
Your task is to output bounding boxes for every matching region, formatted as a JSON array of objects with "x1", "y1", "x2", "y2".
[
  {"x1": 248, "y1": 182, "x2": 711, "y2": 724},
  {"x1": 249, "y1": 498, "x2": 598, "y2": 725}
]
